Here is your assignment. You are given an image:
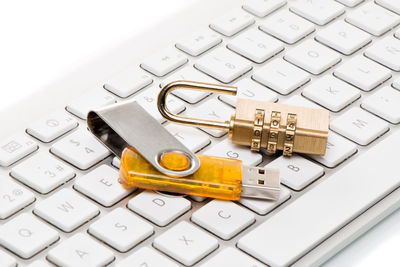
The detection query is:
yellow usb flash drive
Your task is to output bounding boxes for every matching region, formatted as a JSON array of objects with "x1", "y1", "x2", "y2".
[{"x1": 87, "y1": 100, "x2": 281, "y2": 201}]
